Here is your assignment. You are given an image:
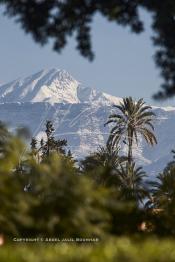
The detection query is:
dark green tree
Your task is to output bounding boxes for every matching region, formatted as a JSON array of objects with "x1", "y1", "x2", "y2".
[
  {"x1": 115, "y1": 162, "x2": 148, "y2": 204},
  {"x1": 146, "y1": 166, "x2": 175, "y2": 236},
  {"x1": 148, "y1": 166, "x2": 175, "y2": 210},
  {"x1": 159, "y1": 149, "x2": 175, "y2": 174},
  {"x1": 66, "y1": 149, "x2": 77, "y2": 165},
  {"x1": 67, "y1": 149, "x2": 72, "y2": 158},
  {"x1": 30, "y1": 137, "x2": 37, "y2": 151},
  {"x1": 43, "y1": 120, "x2": 55, "y2": 157},
  {"x1": 80, "y1": 145, "x2": 126, "y2": 173},
  {"x1": 40, "y1": 121, "x2": 67, "y2": 159},
  {"x1": 30, "y1": 137, "x2": 38, "y2": 158},
  {"x1": 80, "y1": 146, "x2": 147, "y2": 205}
]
